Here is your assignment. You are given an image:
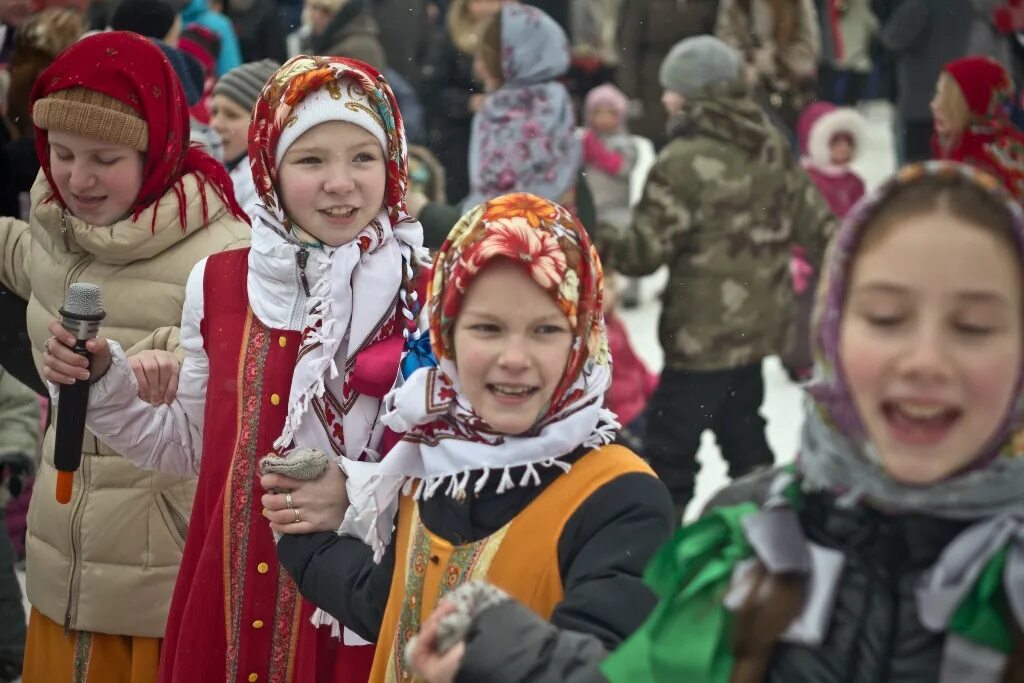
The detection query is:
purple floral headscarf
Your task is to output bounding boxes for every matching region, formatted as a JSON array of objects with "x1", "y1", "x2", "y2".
[
  {"x1": 807, "y1": 161, "x2": 1024, "y2": 461},
  {"x1": 463, "y1": 3, "x2": 581, "y2": 211}
]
